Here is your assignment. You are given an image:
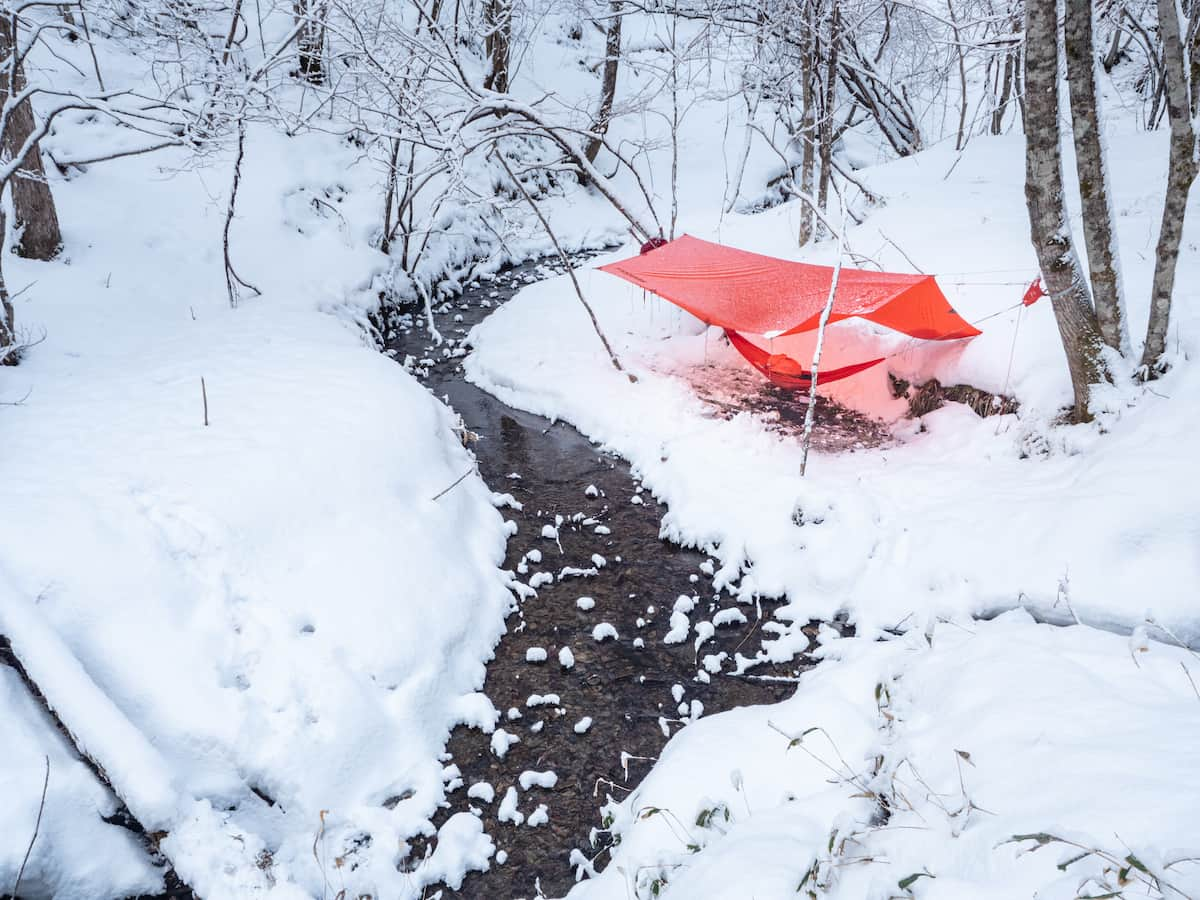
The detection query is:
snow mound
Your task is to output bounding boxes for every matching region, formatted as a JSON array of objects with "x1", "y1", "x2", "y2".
[{"x1": 570, "y1": 612, "x2": 1200, "y2": 899}]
